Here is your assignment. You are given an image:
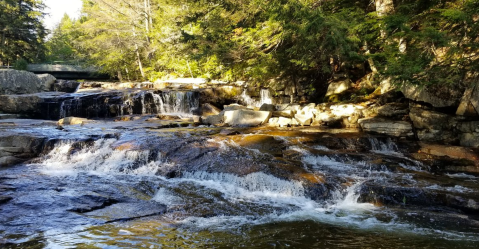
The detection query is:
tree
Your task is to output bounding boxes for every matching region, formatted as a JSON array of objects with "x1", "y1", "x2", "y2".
[
  {"x1": 0, "y1": 0, "x2": 47, "y2": 66},
  {"x1": 73, "y1": 0, "x2": 155, "y2": 80},
  {"x1": 45, "y1": 14, "x2": 80, "y2": 64}
]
